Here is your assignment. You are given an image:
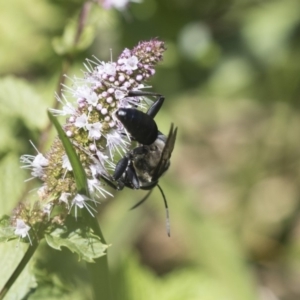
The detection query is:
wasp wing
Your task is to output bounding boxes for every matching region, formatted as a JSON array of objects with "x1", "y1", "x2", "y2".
[{"x1": 152, "y1": 123, "x2": 177, "y2": 182}]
